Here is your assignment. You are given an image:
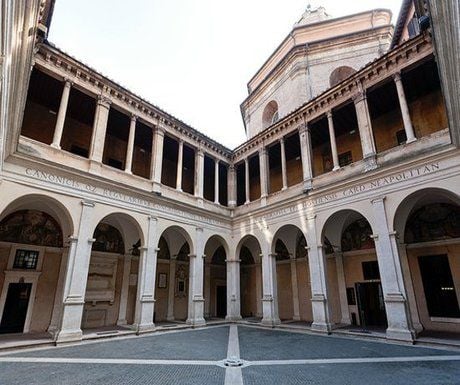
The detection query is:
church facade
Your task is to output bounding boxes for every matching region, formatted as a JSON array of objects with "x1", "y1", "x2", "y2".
[{"x1": 0, "y1": 0, "x2": 459, "y2": 345}]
